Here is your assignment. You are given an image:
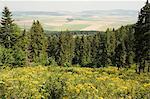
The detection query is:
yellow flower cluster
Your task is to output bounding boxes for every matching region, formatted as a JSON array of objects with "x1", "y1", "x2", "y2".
[{"x1": 0, "y1": 66, "x2": 149, "y2": 98}]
